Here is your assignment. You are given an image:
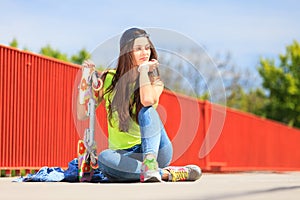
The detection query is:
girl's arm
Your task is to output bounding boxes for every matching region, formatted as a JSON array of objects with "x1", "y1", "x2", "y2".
[{"x1": 139, "y1": 62, "x2": 164, "y2": 107}]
